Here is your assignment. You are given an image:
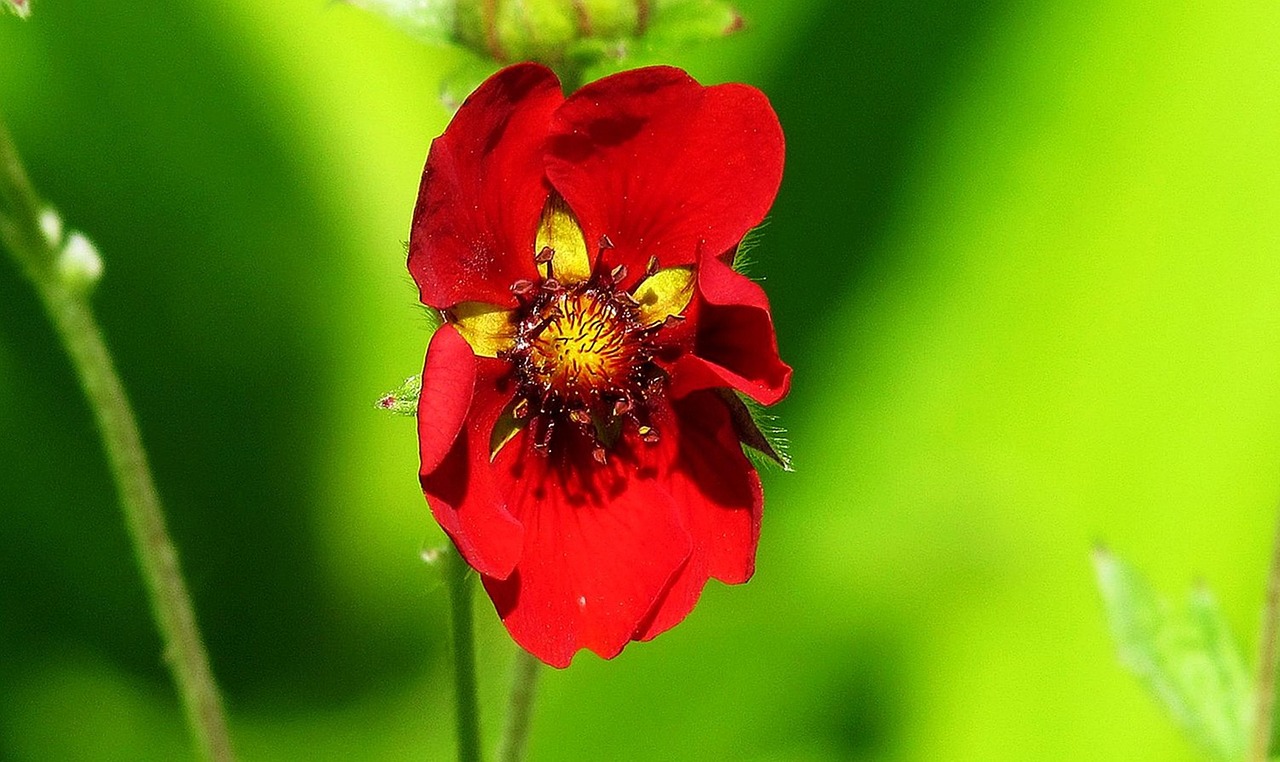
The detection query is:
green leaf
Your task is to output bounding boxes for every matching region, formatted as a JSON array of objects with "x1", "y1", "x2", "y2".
[
  {"x1": 1093, "y1": 548, "x2": 1252, "y2": 760},
  {"x1": 340, "y1": 0, "x2": 458, "y2": 45}
]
